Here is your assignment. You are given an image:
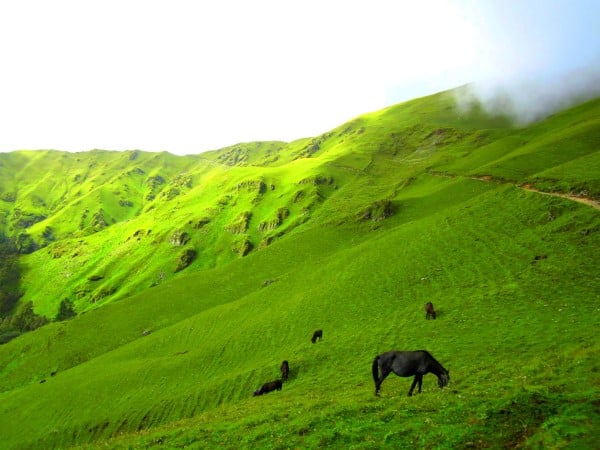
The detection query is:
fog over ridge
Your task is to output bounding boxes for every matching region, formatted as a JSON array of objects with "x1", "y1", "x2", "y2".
[{"x1": 455, "y1": 63, "x2": 600, "y2": 125}]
